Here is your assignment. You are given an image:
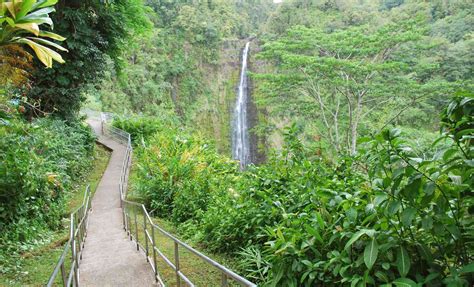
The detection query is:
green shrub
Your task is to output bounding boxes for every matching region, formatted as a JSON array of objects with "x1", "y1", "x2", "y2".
[
  {"x1": 127, "y1": 117, "x2": 238, "y2": 223},
  {"x1": 113, "y1": 114, "x2": 179, "y2": 144},
  {"x1": 0, "y1": 117, "x2": 95, "y2": 243}
]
